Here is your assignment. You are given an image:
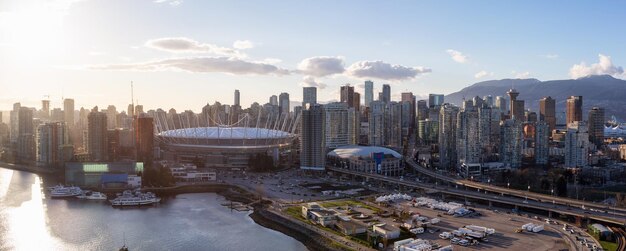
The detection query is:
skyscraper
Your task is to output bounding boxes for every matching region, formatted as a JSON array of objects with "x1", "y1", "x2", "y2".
[
  {"x1": 368, "y1": 101, "x2": 386, "y2": 146},
  {"x1": 41, "y1": 99, "x2": 50, "y2": 119},
  {"x1": 300, "y1": 104, "x2": 325, "y2": 170},
  {"x1": 279, "y1": 92, "x2": 290, "y2": 114},
  {"x1": 588, "y1": 107, "x2": 605, "y2": 147},
  {"x1": 324, "y1": 102, "x2": 356, "y2": 148},
  {"x1": 534, "y1": 121, "x2": 549, "y2": 165},
  {"x1": 539, "y1": 96, "x2": 556, "y2": 132},
  {"x1": 500, "y1": 119, "x2": 522, "y2": 168},
  {"x1": 106, "y1": 105, "x2": 118, "y2": 129},
  {"x1": 380, "y1": 84, "x2": 391, "y2": 103},
  {"x1": 428, "y1": 94, "x2": 444, "y2": 108},
  {"x1": 417, "y1": 100, "x2": 428, "y2": 120},
  {"x1": 135, "y1": 116, "x2": 154, "y2": 167},
  {"x1": 17, "y1": 107, "x2": 35, "y2": 162},
  {"x1": 269, "y1": 95, "x2": 278, "y2": 106},
  {"x1": 10, "y1": 102, "x2": 20, "y2": 142},
  {"x1": 340, "y1": 84, "x2": 355, "y2": 107},
  {"x1": 302, "y1": 87, "x2": 317, "y2": 107},
  {"x1": 438, "y1": 104, "x2": 459, "y2": 169},
  {"x1": 36, "y1": 122, "x2": 70, "y2": 167},
  {"x1": 364, "y1": 80, "x2": 374, "y2": 107},
  {"x1": 566, "y1": 96, "x2": 583, "y2": 124},
  {"x1": 495, "y1": 96, "x2": 507, "y2": 113},
  {"x1": 88, "y1": 109, "x2": 108, "y2": 161},
  {"x1": 234, "y1": 89, "x2": 240, "y2": 106},
  {"x1": 401, "y1": 92, "x2": 416, "y2": 125},
  {"x1": 457, "y1": 106, "x2": 480, "y2": 165},
  {"x1": 564, "y1": 121, "x2": 589, "y2": 168},
  {"x1": 64, "y1": 98, "x2": 75, "y2": 128},
  {"x1": 353, "y1": 92, "x2": 361, "y2": 111}
]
